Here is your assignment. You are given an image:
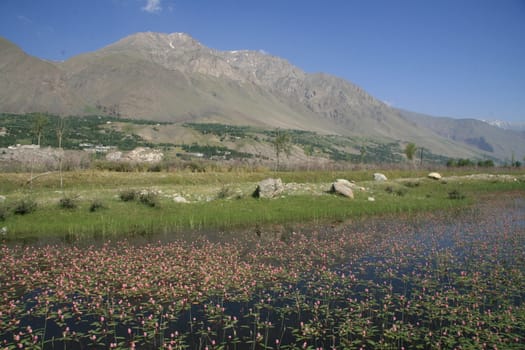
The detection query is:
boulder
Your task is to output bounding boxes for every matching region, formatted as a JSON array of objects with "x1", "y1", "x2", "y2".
[
  {"x1": 428, "y1": 172, "x2": 442, "y2": 180},
  {"x1": 335, "y1": 179, "x2": 353, "y2": 187},
  {"x1": 0, "y1": 195, "x2": 6, "y2": 203},
  {"x1": 335, "y1": 179, "x2": 366, "y2": 191},
  {"x1": 253, "y1": 178, "x2": 284, "y2": 199},
  {"x1": 374, "y1": 173, "x2": 388, "y2": 181},
  {"x1": 173, "y1": 195, "x2": 189, "y2": 203},
  {"x1": 330, "y1": 179, "x2": 354, "y2": 199}
]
